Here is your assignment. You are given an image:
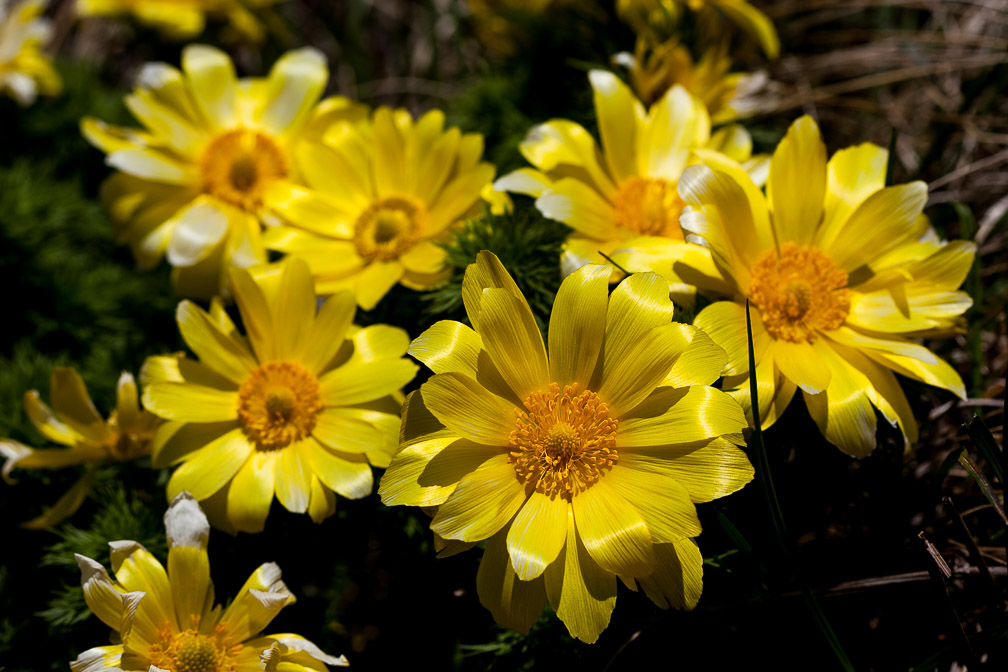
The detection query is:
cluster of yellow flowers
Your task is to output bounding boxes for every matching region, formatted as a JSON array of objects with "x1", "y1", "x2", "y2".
[{"x1": 0, "y1": 0, "x2": 978, "y2": 659}]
